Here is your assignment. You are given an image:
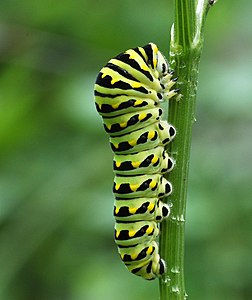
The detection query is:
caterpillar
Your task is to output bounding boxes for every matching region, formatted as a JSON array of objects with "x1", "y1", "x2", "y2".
[{"x1": 94, "y1": 43, "x2": 178, "y2": 280}]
